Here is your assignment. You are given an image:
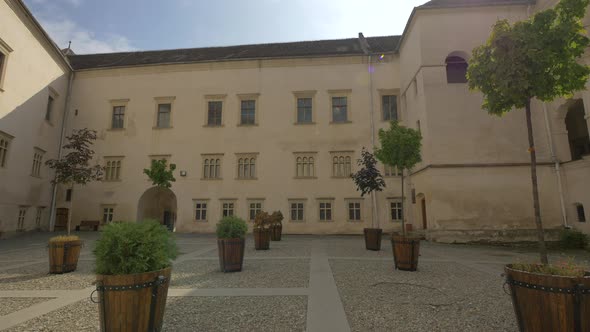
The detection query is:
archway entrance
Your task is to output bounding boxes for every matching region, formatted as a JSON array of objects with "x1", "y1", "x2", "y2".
[{"x1": 137, "y1": 187, "x2": 177, "y2": 231}]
